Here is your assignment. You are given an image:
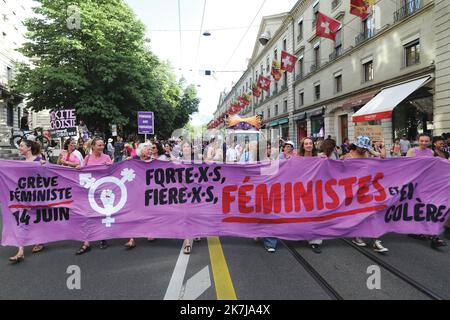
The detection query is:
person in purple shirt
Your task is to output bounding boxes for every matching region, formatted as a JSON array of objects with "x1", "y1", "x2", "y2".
[
  {"x1": 407, "y1": 133, "x2": 447, "y2": 248},
  {"x1": 9, "y1": 140, "x2": 46, "y2": 263}
]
